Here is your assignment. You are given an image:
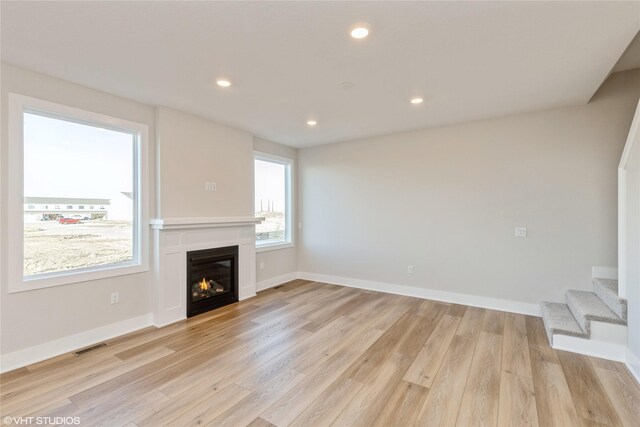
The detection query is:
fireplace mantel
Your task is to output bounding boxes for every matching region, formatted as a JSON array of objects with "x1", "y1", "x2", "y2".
[
  {"x1": 150, "y1": 216, "x2": 262, "y2": 327},
  {"x1": 150, "y1": 216, "x2": 264, "y2": 230}
]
